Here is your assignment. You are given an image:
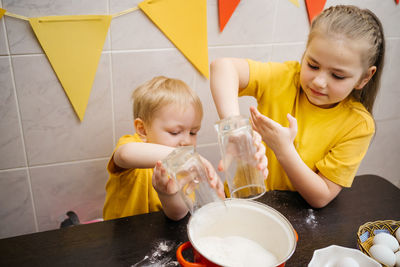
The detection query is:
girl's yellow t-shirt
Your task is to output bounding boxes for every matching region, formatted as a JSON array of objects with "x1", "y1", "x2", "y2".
[
  {"x1": 103, "y1": 133, "x2": 162, "y2": 220},
  {"x1": 241, "y1": 60, "x2": 375, "y2": 190}
]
